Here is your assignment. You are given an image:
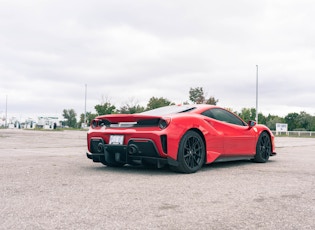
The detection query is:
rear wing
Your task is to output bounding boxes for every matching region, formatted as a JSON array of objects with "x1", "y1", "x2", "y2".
[
  {"x1": 91, "y1": 114, "x2": 170, "y2": 129},
  {"x1": 96, "y1": 114, "x2": 162, "y2": 123}
]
